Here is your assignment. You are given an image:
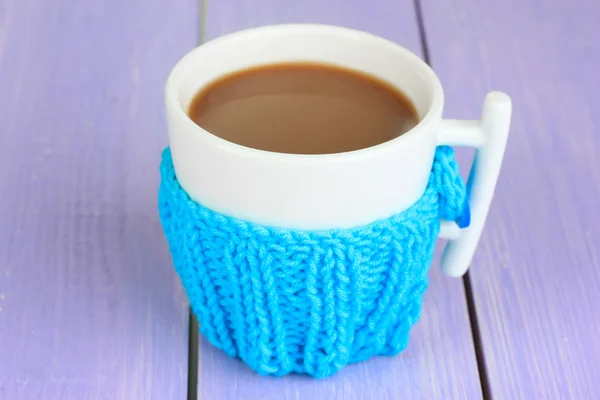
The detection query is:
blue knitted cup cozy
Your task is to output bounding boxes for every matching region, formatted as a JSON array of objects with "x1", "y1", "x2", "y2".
[{"x1": 159, "y1": 146, "x2": 468, "y2": 378}]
